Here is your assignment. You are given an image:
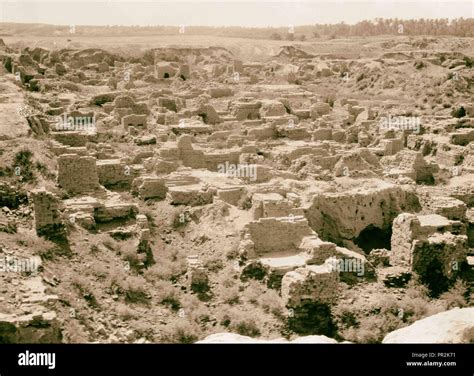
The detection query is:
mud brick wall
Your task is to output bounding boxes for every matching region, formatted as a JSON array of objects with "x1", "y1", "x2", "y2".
[
  {"x1": 450, "y1": 129, "x2": 474, "y2": 146},
  {"x1": 30, "y1": 189, "x2": 63, "y2": 235},
  {"x1": 379, "y1": 138, "x2": 404, "y2": 156},
  {"x1": 122, "y1": 114, "x2": 147, "y2": 130},
  {"x1": 57, "y1": 154, "x2": 100, "y2": 194},
  {"x1": 96, "y1": 160, "x2": 133, "y2": 188},
  {"x1": 306, "y1": 183, "x2": 420, "y2": 242},
  {"x1": 281, "y1": 266, "x2": 339, "y2": 307},
  {"x1": 247, "y1": 126, "x2": 275, "y2": 141},
  {"x1": 167, "y1": 187, "x2": 214, "y2": 206},
  {"x1": 131, "y1": 176, "x2": 168, "y2": 199},
  {"x1": 391, "y1": 213, "x2": 467, "y2": 275},
  {"x1": 390, "y1": 213, "x2": 421, "y2": 268},
  {"x1": 217, "y1": 187, "x2": 245, "y2": 206},
  {"x1": 177, "y1": 135, "x2": 206, "y2": 168},
  {"x1": 232, "y1": 103, "x2": 261, "y2": 121},
  {"x1": 436, "y1": 144, "x2": 465, "y2": 167},
  {"x1": 52, "y1": 131, "x2": 90, "y2": 147},
  {"x1": 412, "y1": 233, "x2": 468, "y2": 284},
  {"x1": 243, "y1": 216, "x2": 314, "y2": 254},
  {"x1": 204, "y1": 152, "x2": 241, "y2": 171}
]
